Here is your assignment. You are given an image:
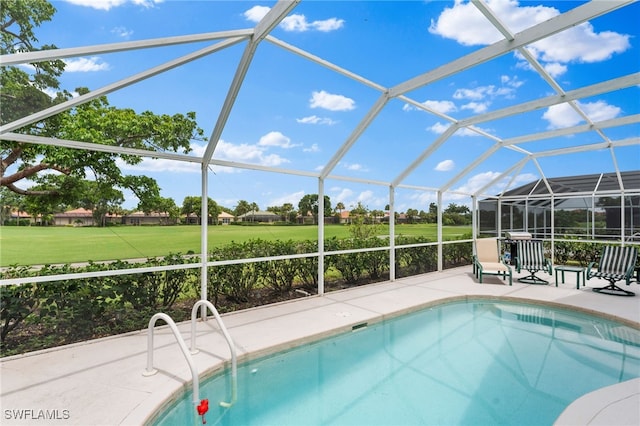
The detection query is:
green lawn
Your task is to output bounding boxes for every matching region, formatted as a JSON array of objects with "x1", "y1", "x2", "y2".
[{"x1": 0, "y1": 224, "x2": 470, "y2": 266}]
